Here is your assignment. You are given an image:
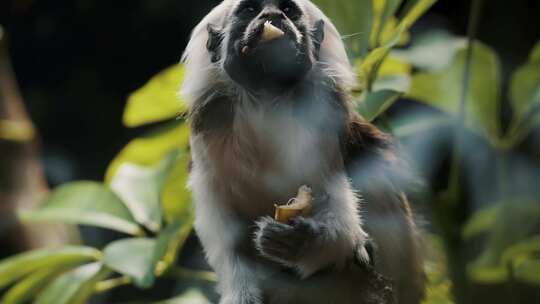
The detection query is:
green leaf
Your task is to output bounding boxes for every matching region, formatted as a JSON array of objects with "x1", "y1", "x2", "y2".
[
  {"x1": 110, "y1": 152, "x2": 179, "y2": 232},
  {"x1": 468, "y1": 198, "x2": 540, "y2": 283},
  {"x1": 530, "y1": 40, "x2": 540, "y2": 63},
  {"x1": 0, "y1": 246, "x2": 100, "y2": 290},
  {"x1": 407, "y1": 41, "x2": 502, "y2": 142},
  {"x1": 393, "y1": 30, "x2": 467, "y2": 72},
  {"x1": 19, "y1": 182, "x2": 142, "y2": 236},
  {"x1": 356, "y1": 90, "x2": 402, "y2": 122},
  {"x1": 154, "y1": 289, "x2": 211, "y2": 304},
  {"x1": 371, "y1": 0, "x2": 403, "y2": 47},
  {"x1": 102, "y1": 238, "x2": 157, "y2": 289},
  {"x1": 462, "y1": 205, "x2": 499, "y2": 239},
  {"x1": 398, "y1": 0, "x2": 438, "y2": 31},
  {"x1": 156, "y1": 220, "x2": 194, "y2": 275},
  {"x1": 391, "y1": 115, "x2": 451, "y2": 138},
  {"x1": 2, "y1": 262, "x2": 85, "y2": 304},
  {"x1": 162, "y1": 152, "x2": 193, "y2": 224},
  {"x1": 123, "y1": 65, "x2": 187, "y2": 128},
  {"x1": 35, "y1": 263, "x2": 110, "y2": 304},
  {"x1": 106, "y1": 121, "x2": 190, "y2": 184},
  {"x1": 313, "y1": 0, "x2": 373, "y2": 56},
  {"x1": 513, "y1": 259, "x2": 540, "y2": 286},
  {"x1": 510, "y1": 63, "x2": 540, "y2": 122}
]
